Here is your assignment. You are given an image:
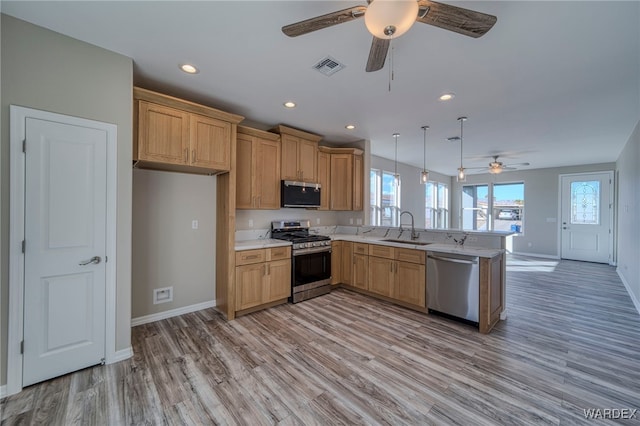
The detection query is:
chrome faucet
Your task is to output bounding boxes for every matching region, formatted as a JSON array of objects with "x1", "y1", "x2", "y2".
[{"x1": 399, "y1": 211, "x2": 419, "y2": 240}]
